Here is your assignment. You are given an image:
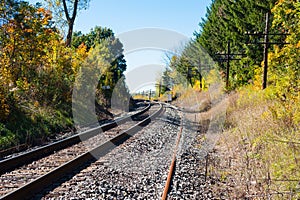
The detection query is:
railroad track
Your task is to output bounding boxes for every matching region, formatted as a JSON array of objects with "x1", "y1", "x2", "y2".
[
  {"x1": 37, "y1": 104, "x2": 181, "y2": 199},
  {"x1": 162, "y1": 105, "x2": 182, "y2": 200},
  {"x1": 162, "y1": 108, "x2": 214, "y2": 199},
  {"x1": 0, "y1": 102, "x2": 163, "y2": 200},
  {"x1": 0, "y1": 102, "x2": 150, "y2": 173}
]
